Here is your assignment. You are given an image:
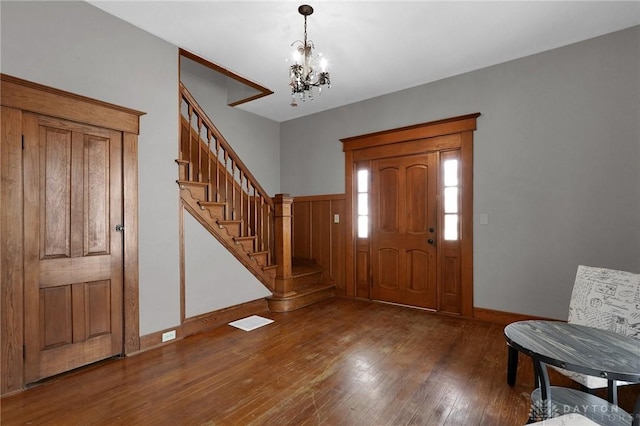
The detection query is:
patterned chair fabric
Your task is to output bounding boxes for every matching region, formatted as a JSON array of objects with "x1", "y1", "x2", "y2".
[{"x1": 553, "y1": 265, "x2": 640, "y2": 389}]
